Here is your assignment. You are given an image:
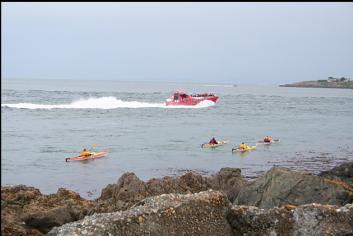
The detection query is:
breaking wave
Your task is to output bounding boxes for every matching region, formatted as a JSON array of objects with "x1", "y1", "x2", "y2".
[{"x1": 2, "y1": 96, "x2": 215, "y2": 109}]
